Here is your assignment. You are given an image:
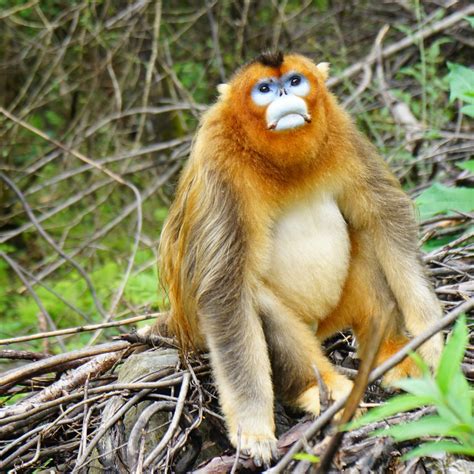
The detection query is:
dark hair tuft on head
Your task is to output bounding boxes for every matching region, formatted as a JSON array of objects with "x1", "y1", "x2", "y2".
[{"x1": 254, "y1": 51, "x2": 284, "y2": 68}]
